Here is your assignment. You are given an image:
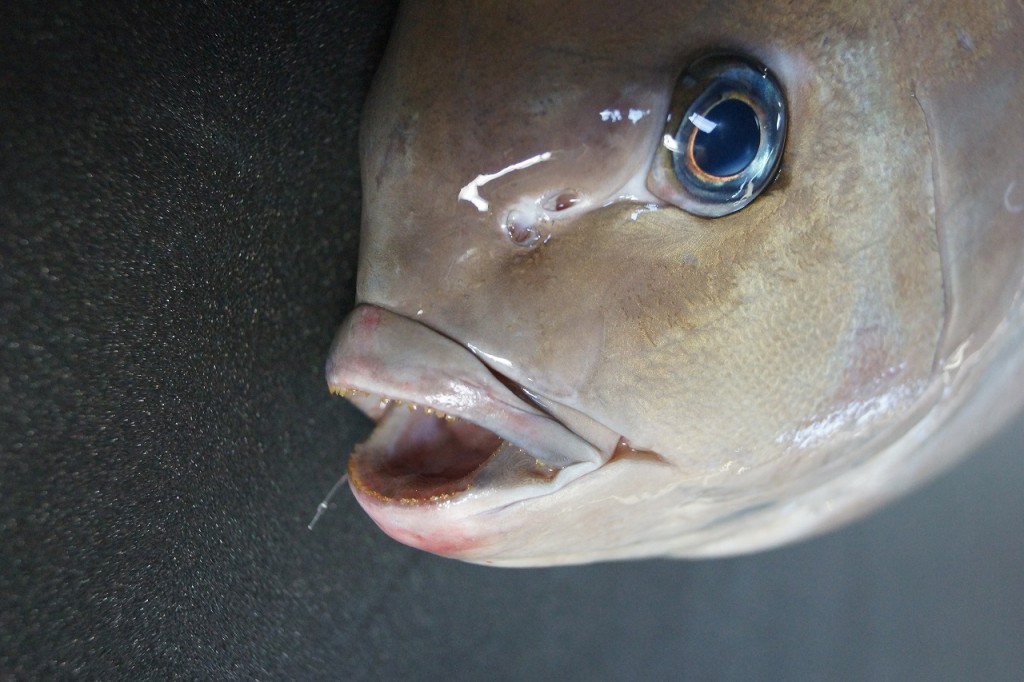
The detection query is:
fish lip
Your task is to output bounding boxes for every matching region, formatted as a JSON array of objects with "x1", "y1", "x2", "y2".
[{"x1": 325, "y1": 304, "x2": 619, "y2": 509}]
